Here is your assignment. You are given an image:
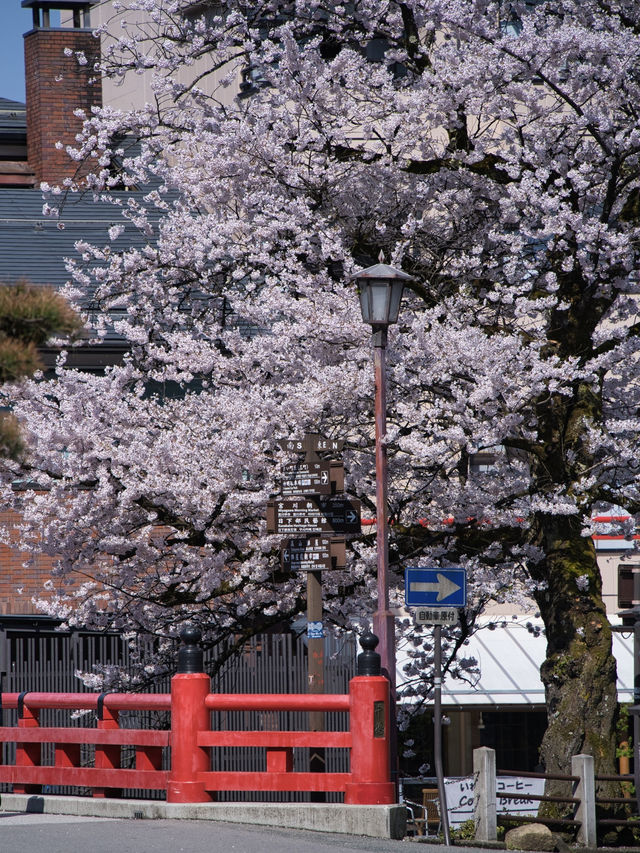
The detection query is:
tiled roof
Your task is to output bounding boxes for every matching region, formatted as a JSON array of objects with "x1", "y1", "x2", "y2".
[
  {"x1": 0, "y1": 188, "x2": 159, "y2": 347},
  {"x1": 0, "y1": 188, "x2": 150, "y2": 290},
  {"x1": 0, "y1": 185, "x2": 238, "y2": 358},
  {"x1": 0, "y1": 98, "x2": 27, "y2": 133}
]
